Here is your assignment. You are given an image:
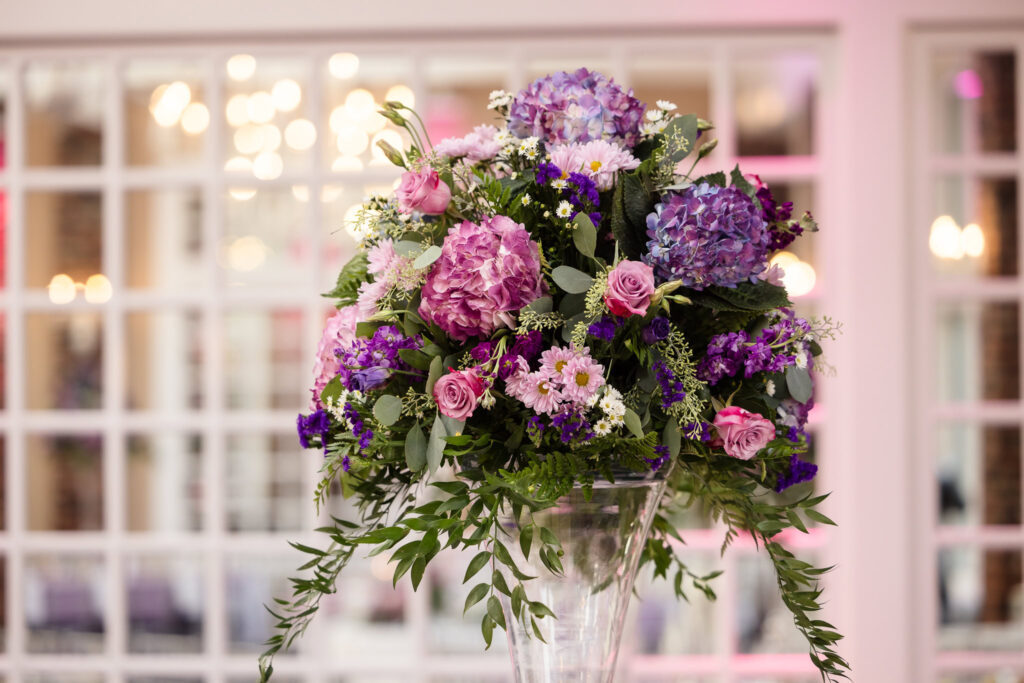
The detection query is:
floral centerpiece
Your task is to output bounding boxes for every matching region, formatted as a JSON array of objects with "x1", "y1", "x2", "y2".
[{"x1": 262, "y1": 68, "x2": 847, "y2": 681}]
